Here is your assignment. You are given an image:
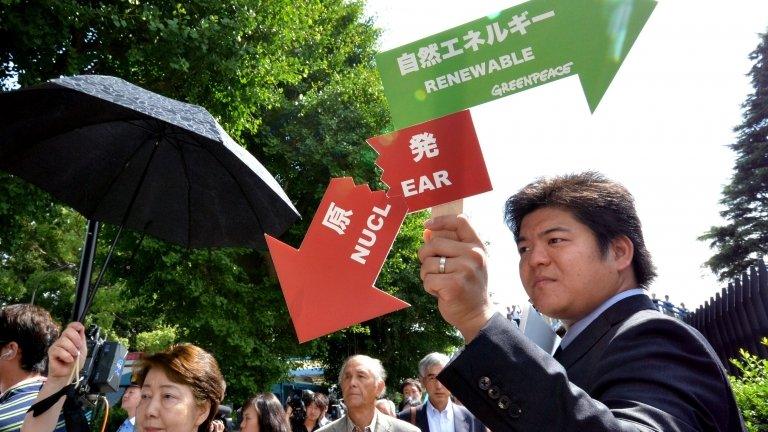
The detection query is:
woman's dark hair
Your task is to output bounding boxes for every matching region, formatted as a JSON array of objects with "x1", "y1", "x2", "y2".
[
  {"x1": 0, "y1": 304, "x2": 60, "y2": 373},
  {"x1": 245, "y1": 393, "x2": 290, "y2": 432},
  {"x1": 504, "y1": 171, "x2": 657, "y2": 287},
  {"x1": 135, "y1": 344, "x2": 225, "y2": 432},
  {"x1": 309, "y1": 392, "x2": 329, "y2": 412}
]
